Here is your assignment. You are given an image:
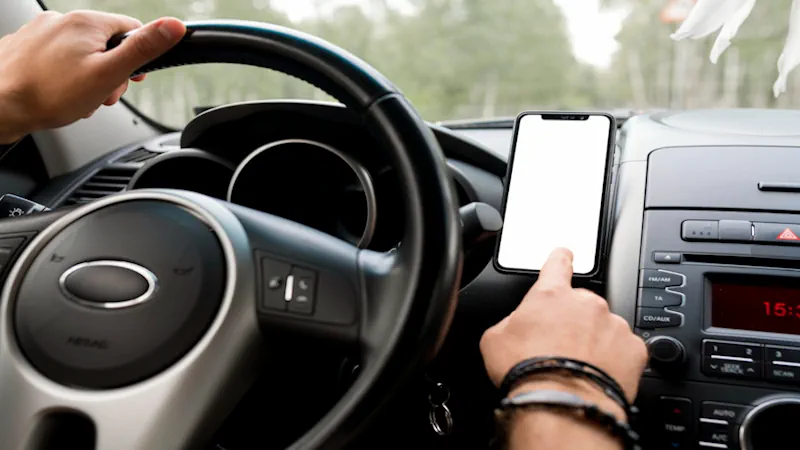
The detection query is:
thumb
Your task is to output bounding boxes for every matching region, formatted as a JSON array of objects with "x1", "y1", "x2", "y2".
[{"x1": 104, "y1": 18, "x2": 186, "y2": 76}]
